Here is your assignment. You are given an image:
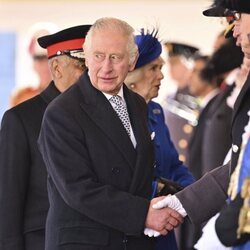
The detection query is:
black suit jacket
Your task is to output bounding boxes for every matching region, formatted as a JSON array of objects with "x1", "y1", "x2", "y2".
[
  {"x1": 38, "y1": 72, "x2": 155, "y2": 250},
  {"x1": 202, "y1": 84, "x2": 235, "y2": 174},
  {"x1": 231, "y1": 75, "x2": 250, "y2": 171},
  {"x1": 0, "y1": 83, "x2": 60, "y2": 250},
  {"x1": 176, "y1": 75, "x2": 250, "y2": 225},
  {"x1": 187, "y1": 95, "x2": 218, "y2": 180}
]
